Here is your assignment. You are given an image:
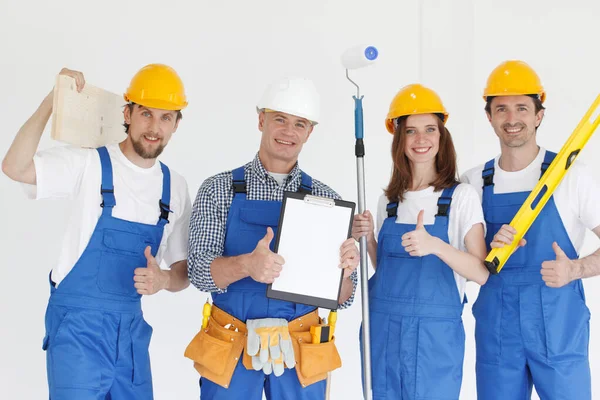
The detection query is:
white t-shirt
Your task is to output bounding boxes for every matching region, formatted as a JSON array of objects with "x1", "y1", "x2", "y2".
[
  {"x1": 268, "y1": 172, "x2": 289, "y2": 186},
  {"x1": 375, "y1": 183, "x2": 486, "y2": 301},
  {"x1": 460, "y1": 147, "x2": 600, "y2": 256},
  {"x1": 22, "y1": 143, "x2": 192, "y2": 286}
]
